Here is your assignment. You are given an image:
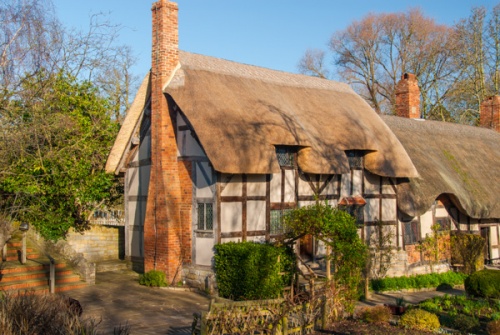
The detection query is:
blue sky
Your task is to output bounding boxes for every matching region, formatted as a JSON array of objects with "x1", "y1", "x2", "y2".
[{"x1": 53, "y1": 1, "x2": 498, "y2": 79}]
